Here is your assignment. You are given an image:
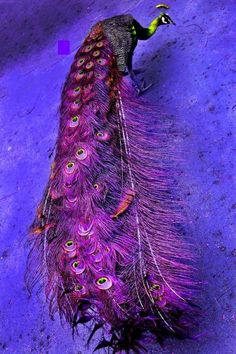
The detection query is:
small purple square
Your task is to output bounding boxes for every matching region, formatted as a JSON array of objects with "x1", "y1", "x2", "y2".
[{"x1": 58, "y1": 40, "x2": 70, "y2": 55}]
